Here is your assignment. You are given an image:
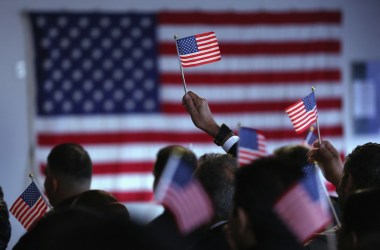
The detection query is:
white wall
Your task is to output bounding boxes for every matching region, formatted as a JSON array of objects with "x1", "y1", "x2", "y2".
[{"x1": 1, "y1": 0, "x2": 380, "y2": 248}]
